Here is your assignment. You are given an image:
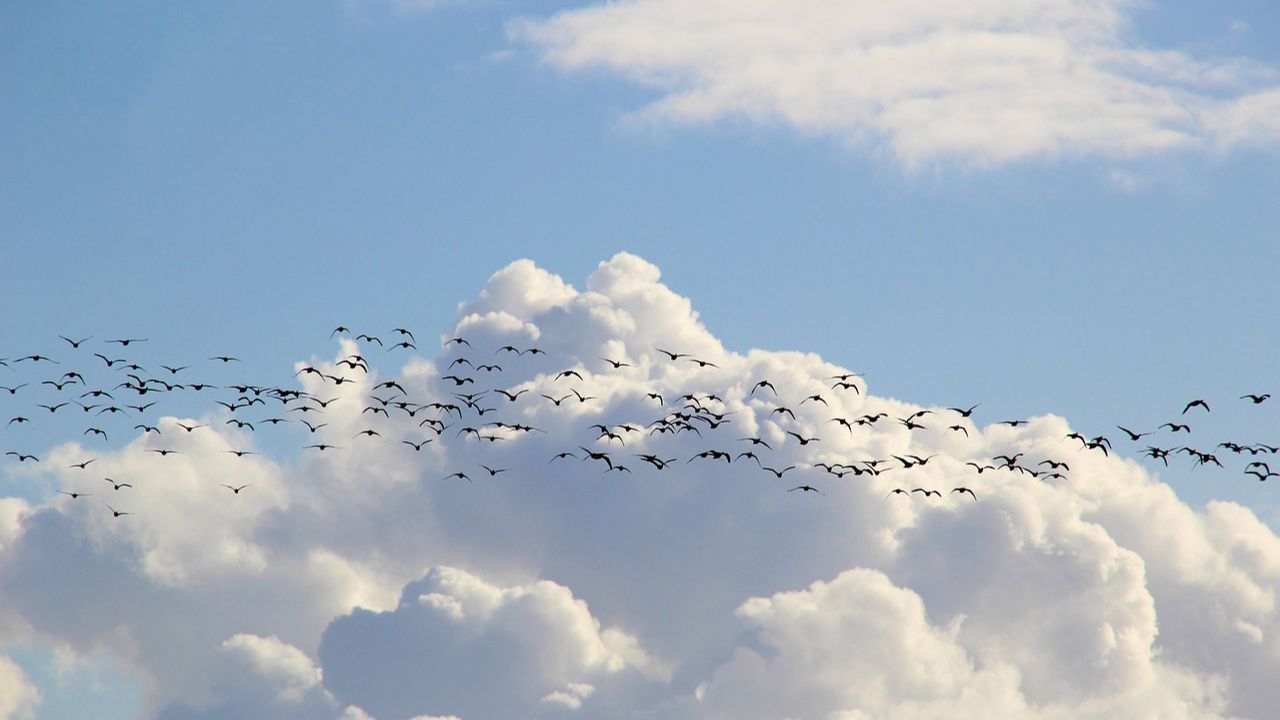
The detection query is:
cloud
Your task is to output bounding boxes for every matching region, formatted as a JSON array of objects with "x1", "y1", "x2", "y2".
[
  {"x1": 3, "y1": 253, "x2": 1280, "y2": 718},
  {"x1": 510, "y1": 0, "x2": 1280, "y2": 168},
  {"x1": 0, "y1": 656, "x2": 40, "y2": 720},
  {"x1": 319, "y1": 566, "x2": 666, "y2": 719}
]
